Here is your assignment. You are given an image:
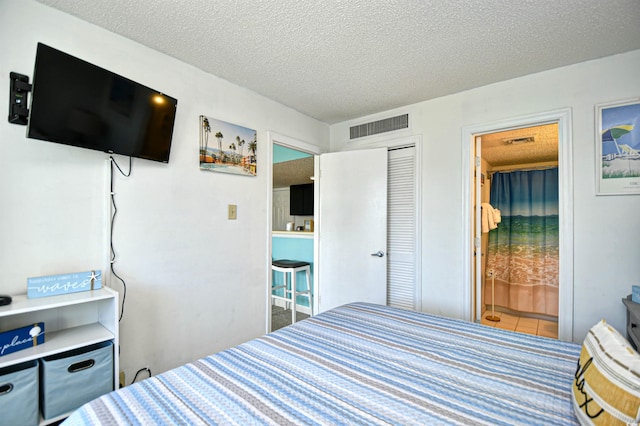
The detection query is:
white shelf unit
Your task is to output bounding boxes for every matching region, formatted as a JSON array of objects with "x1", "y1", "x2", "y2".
[{"x1": 0, "y1": 287, "x2": 119, "y2": 425}]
